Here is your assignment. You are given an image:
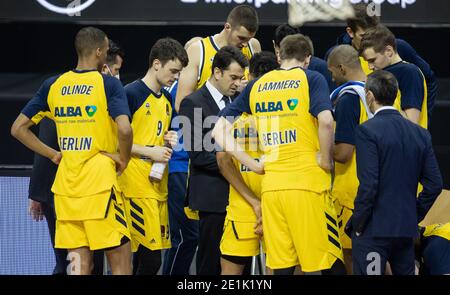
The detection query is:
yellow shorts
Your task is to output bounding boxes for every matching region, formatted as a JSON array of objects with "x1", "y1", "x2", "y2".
[
  {"x1": 124, "y1": 197, "x2": 171, "y2": 252},
  {"x1": 334, "y1": 199, "x2": 353, "y2": 249},
  {"x1": 55, "y1": 192, "x2": 130, "y2": 251},
  {"x1": 220, "y1": 218, "x2": 262, "y2": 257},
  {"x1": 262, "y1": 190, "x2": 344, "y2": 272}
]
